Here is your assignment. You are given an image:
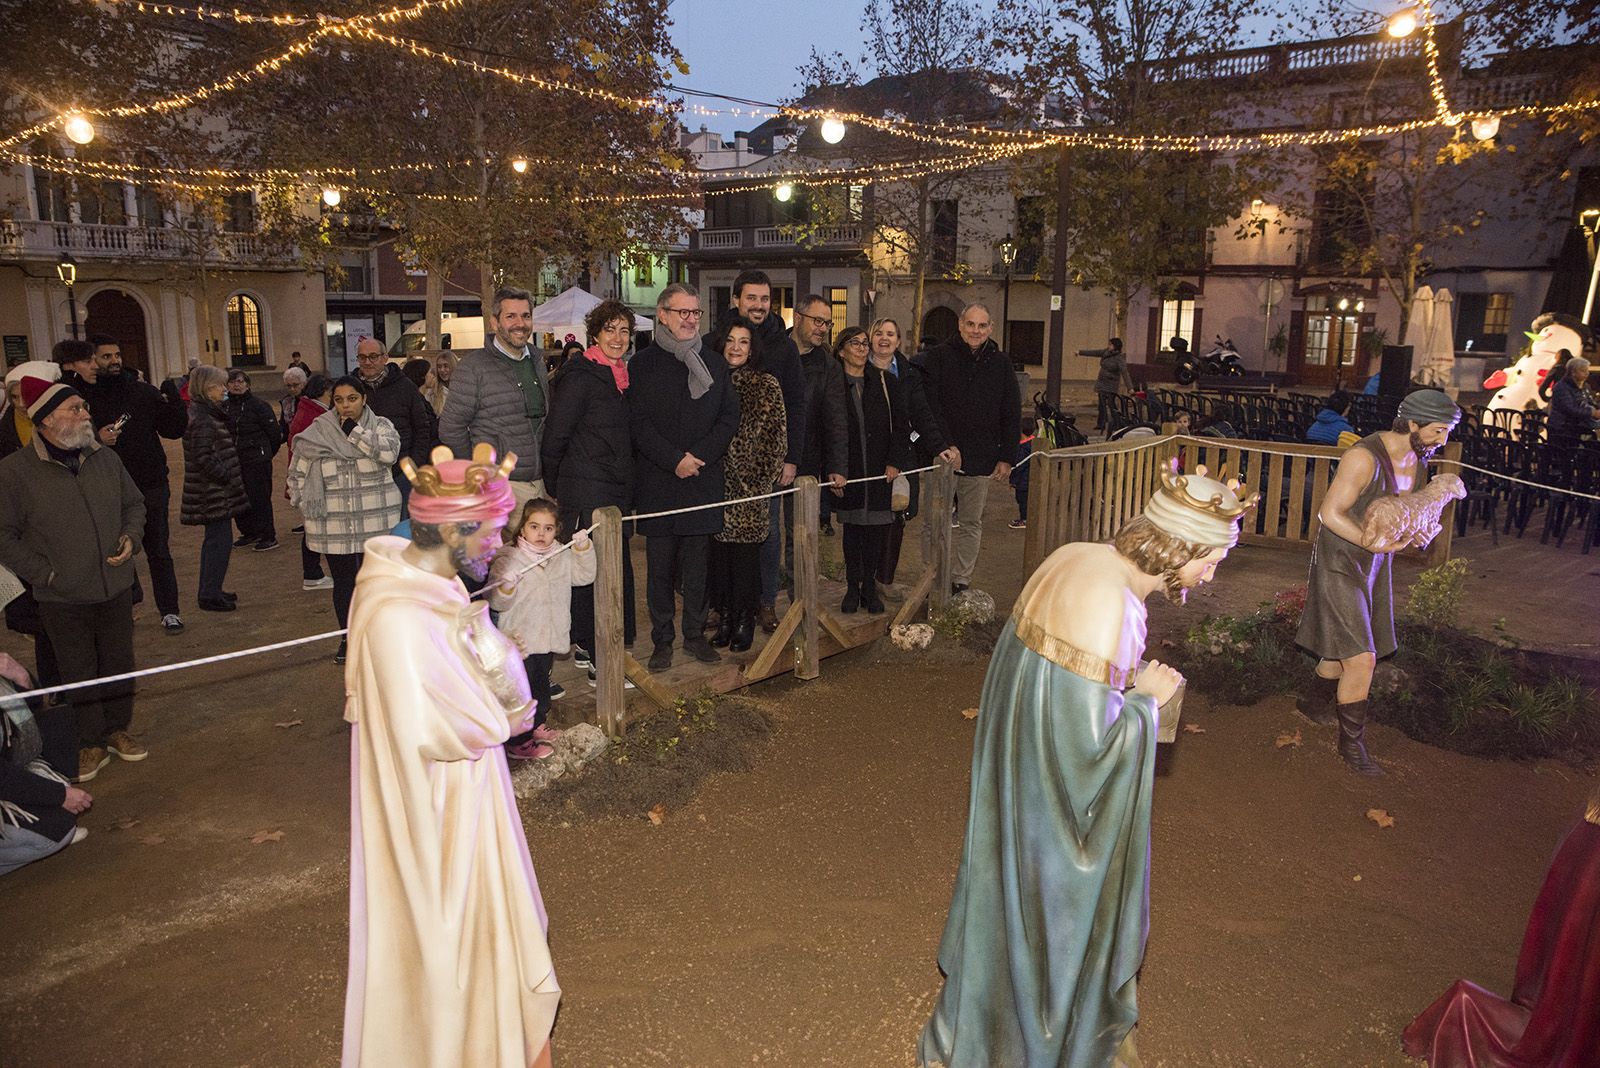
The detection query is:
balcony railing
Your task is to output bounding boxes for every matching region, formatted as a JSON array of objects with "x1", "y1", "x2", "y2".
[
  {"x1": 700, "y1": 228, "x2": 743, "y2": 249},
  {"x1": 0, "y1": 219, "x2": 295, "y2": 265},
  {"x1": 691, "y1": 224, "x2": 864, "y2": 252}
]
